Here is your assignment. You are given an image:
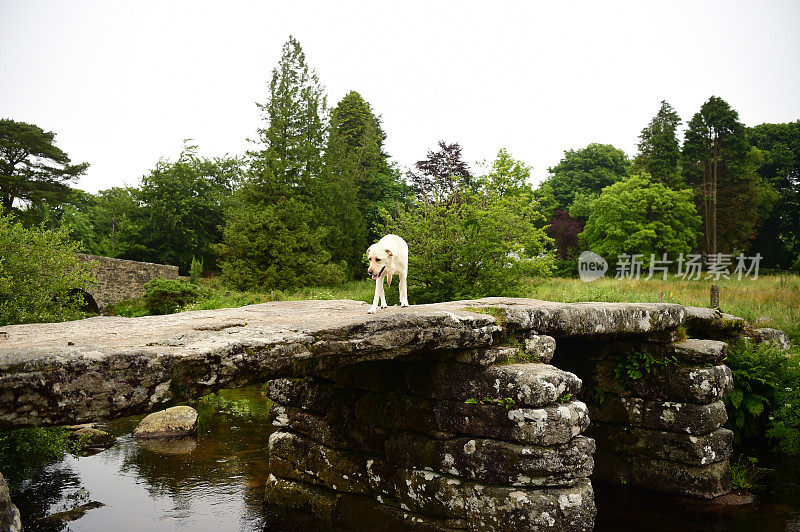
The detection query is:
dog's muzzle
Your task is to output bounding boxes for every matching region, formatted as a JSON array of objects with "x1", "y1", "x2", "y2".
[{"x1": 370, "y1": 265, "x2": 386, "y2": 280}]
